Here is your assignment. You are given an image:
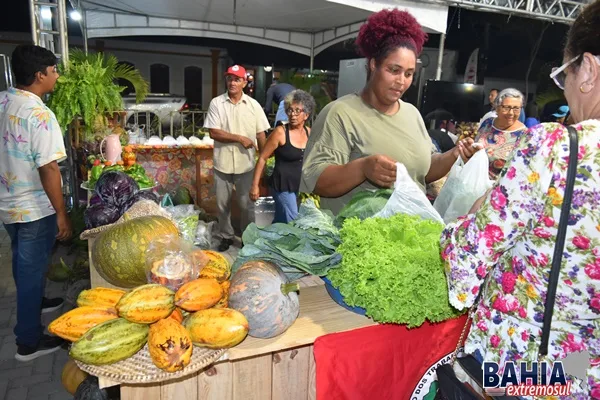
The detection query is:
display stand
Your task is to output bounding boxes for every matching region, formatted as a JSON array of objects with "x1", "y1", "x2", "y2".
[{"x1": 86, "y1": 241, "x2": 376, "y2": 400}]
